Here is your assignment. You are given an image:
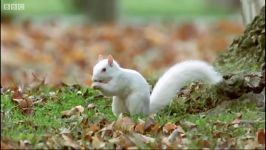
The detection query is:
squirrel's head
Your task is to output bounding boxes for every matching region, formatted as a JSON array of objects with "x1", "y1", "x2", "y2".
[{"x1": 92, "y1": 55, "x2": 120, "y2": 83}]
